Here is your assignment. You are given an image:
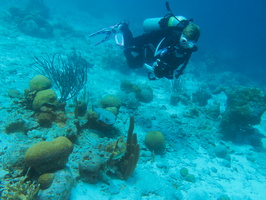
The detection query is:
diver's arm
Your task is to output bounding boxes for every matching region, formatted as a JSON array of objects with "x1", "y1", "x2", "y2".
[{"x1": 174, "y1": 51, "x2": 192, "y2": 79}]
